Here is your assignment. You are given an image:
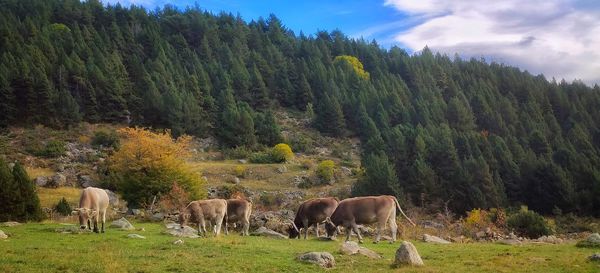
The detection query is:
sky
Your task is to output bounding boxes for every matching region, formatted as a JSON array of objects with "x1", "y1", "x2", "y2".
[{"x1": 102, "y1": 0, "x2": 600, "y2": 86}]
